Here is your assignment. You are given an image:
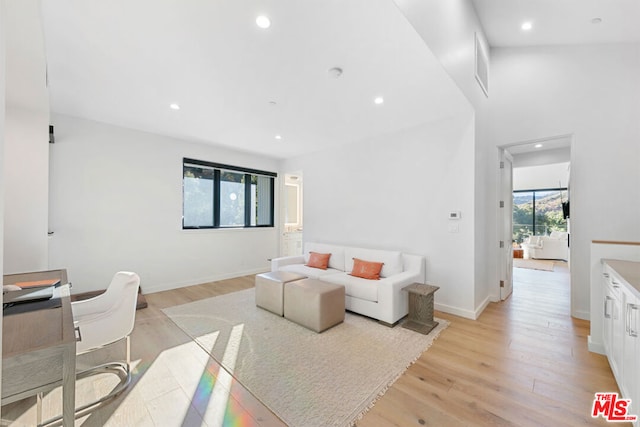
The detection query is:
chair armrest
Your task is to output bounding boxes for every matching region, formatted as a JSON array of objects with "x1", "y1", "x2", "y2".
[
  {"x1": 271, "y1": 255, "x2": 305, "y2": 271},
  {"x1": 74, "y1": 307, "x2": 132, "y2": 353},
  {"x1": 71, "y1": 295, "x2": 109, "y2": 319}
]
